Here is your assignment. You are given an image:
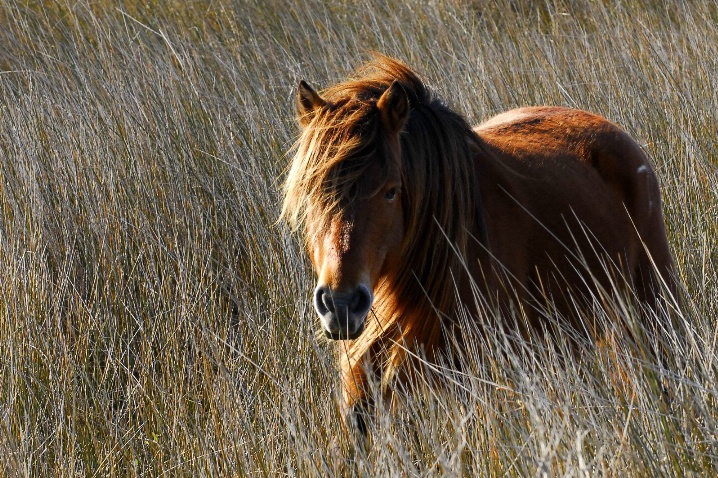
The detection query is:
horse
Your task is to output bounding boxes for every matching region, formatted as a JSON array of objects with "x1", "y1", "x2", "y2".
[{"x1": 281, "y1": 55, "x2": 677, "y2": 436}]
